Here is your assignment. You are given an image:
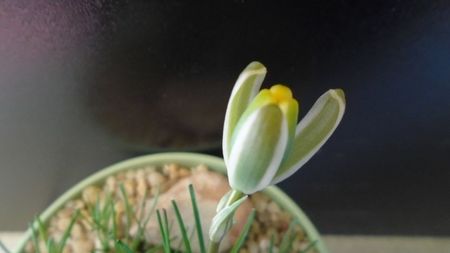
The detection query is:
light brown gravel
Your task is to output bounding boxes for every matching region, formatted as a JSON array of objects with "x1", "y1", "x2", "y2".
[{"x1": 25, "y1": 164, "x2": 314, "y2": 253}]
